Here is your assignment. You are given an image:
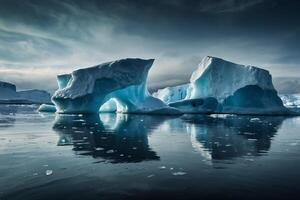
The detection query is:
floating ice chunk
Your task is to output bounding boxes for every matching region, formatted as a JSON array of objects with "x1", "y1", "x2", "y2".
[
  {"x1": 46, "y1": 170, "x2": 53, "y2": 176},
  {"x1": 250, "y1": 118, "x2": 260, "y2": 122},
  {"x1": 172, "y1": 172, "x2": 187, "y2": 176},
  {"x1": 106, "y1": 149, "x2": 114, "y2": 154},
  {"x1": 38, "y1": 104, "x2": 56, "y2": 113}
]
